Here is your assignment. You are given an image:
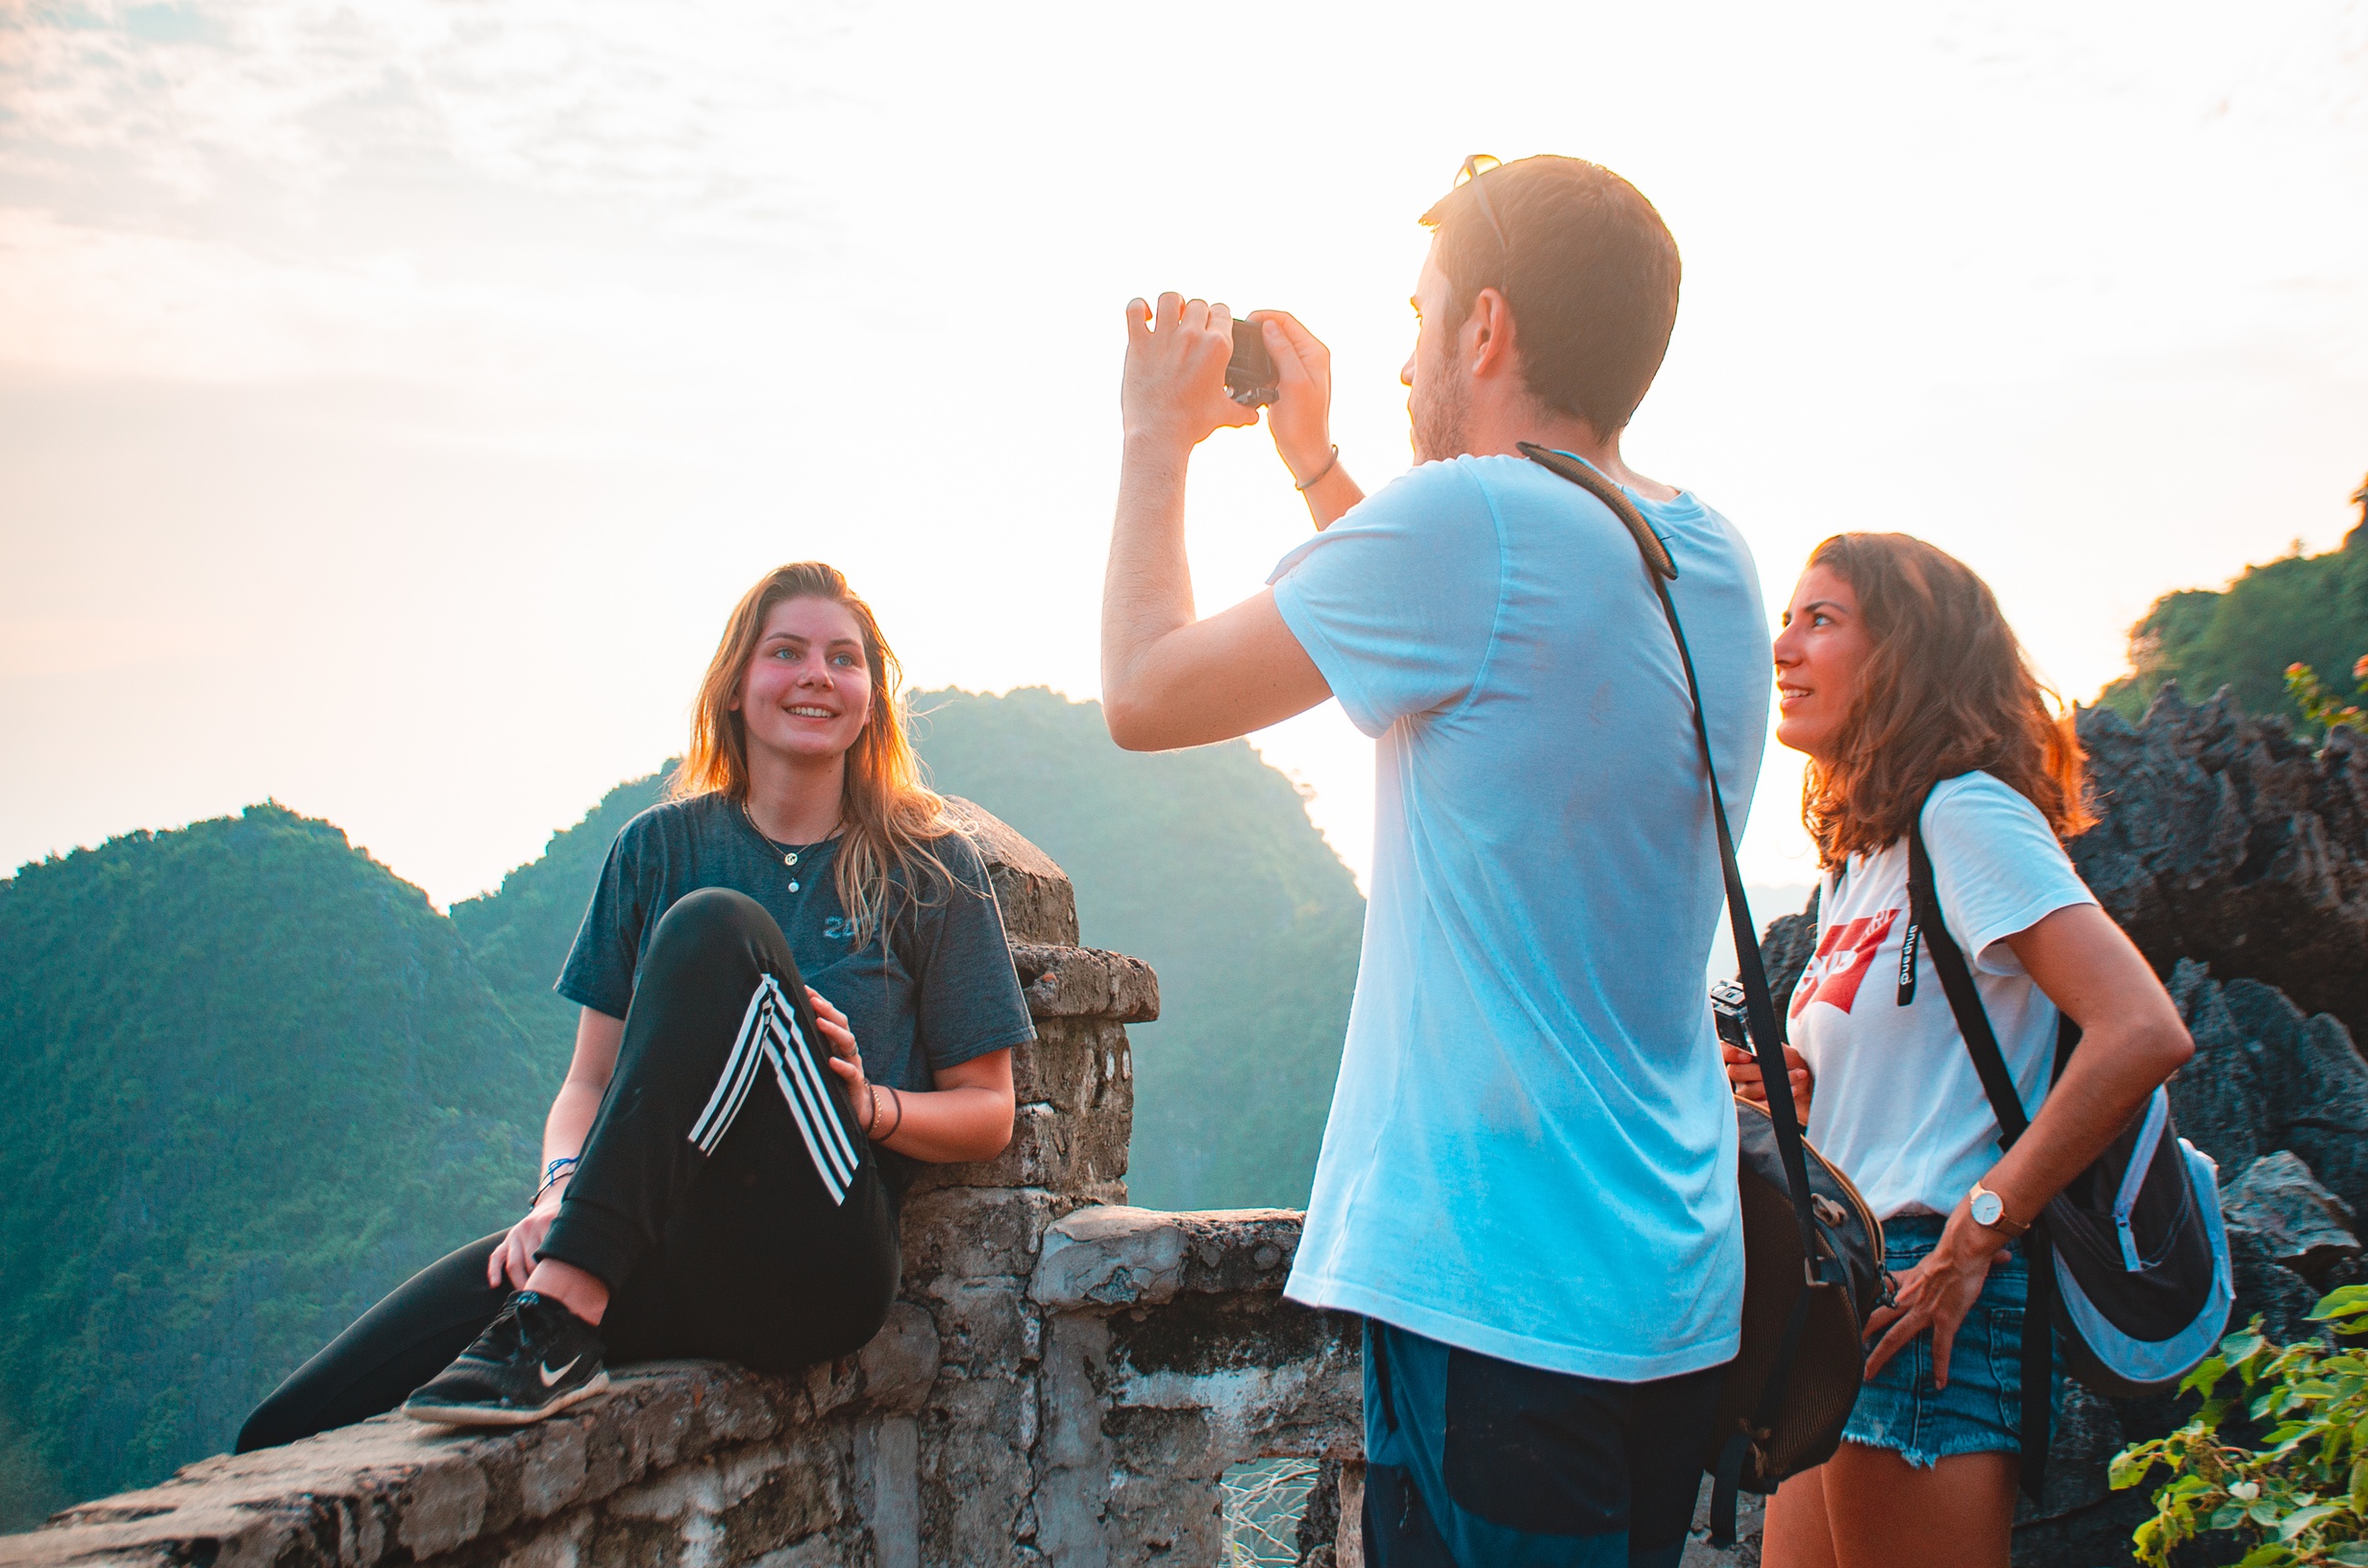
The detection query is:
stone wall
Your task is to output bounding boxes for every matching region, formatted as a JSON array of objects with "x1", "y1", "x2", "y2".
[{"x1": 0, "y1": 804, "x2": 1365, "y2": 1568}]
